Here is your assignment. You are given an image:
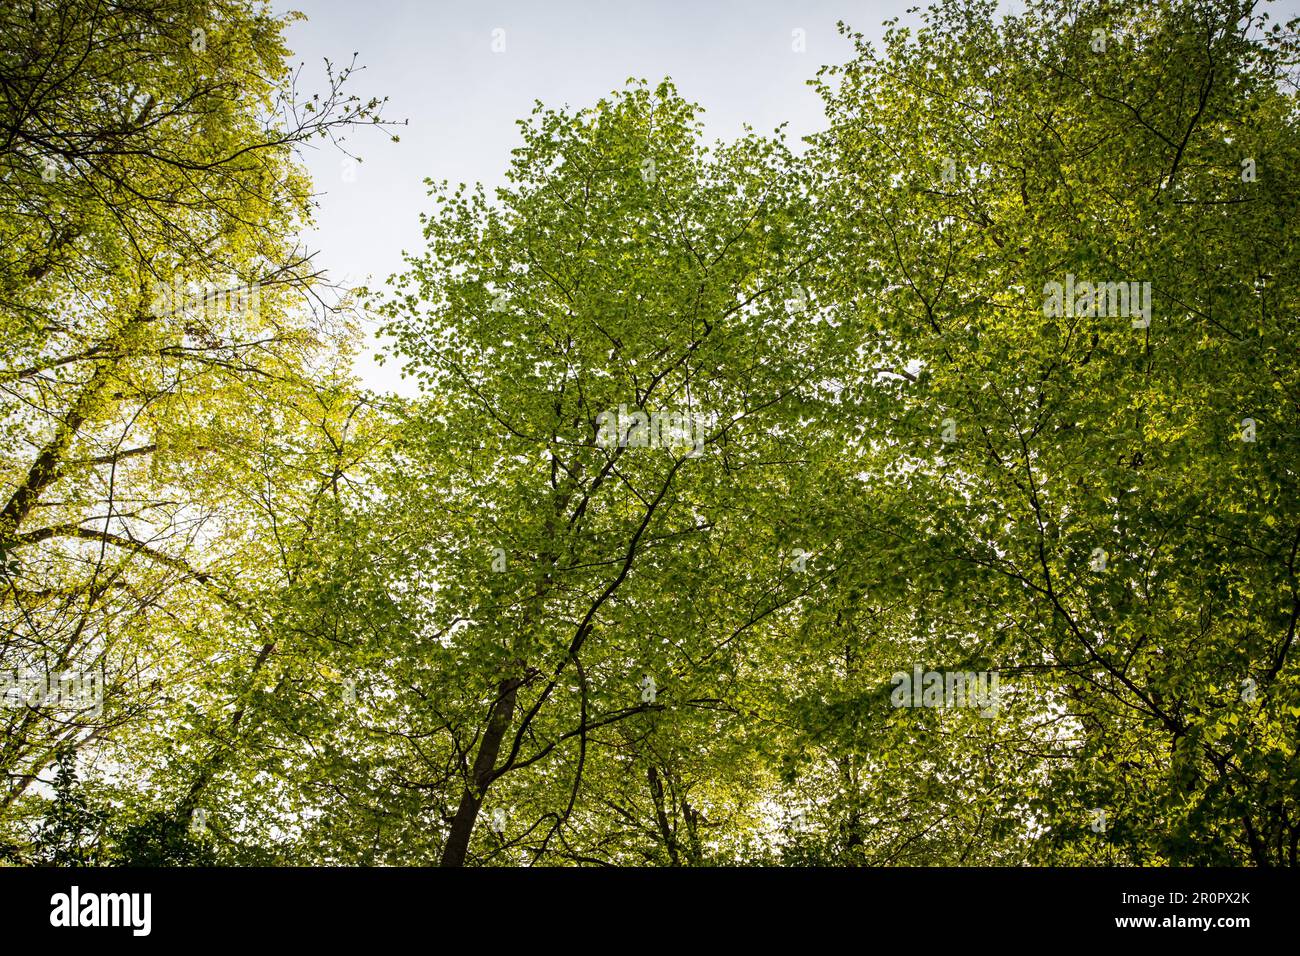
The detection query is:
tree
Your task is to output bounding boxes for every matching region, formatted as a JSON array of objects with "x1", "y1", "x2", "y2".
[
  {"x1": 806, "y1": 0, "x2": 1300, "y2": 864},
  {"x1": 6, "y1": 0, "x2": 1296, "y2": 869},
  {"x1": 373, "y1": 79, "x2": 838, "y2": 865},
  {"x1": 0, "y1": 0, "x2": 391, "y2": 850}
]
